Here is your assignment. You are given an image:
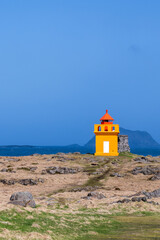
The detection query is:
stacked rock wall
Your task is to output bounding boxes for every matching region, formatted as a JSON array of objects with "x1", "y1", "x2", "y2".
[{"x1": 118, "y1": 135, "x2": 130, "y2": 153}]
